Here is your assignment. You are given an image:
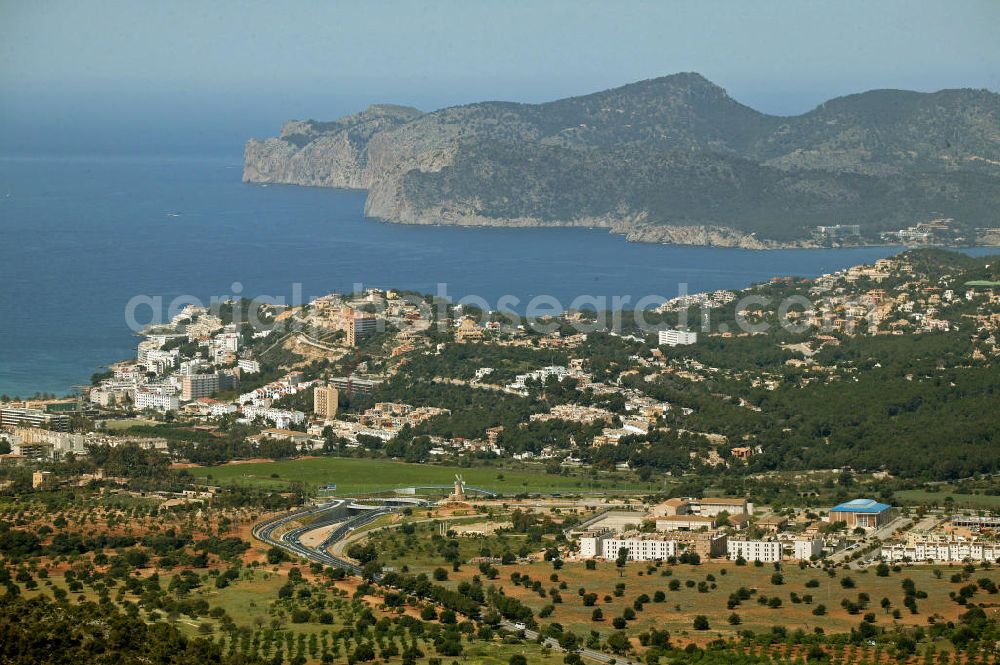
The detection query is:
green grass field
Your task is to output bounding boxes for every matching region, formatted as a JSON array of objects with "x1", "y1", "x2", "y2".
[
  {"x1": 187, "y1": 456, "x2": 664, "y2": 496},
  {"x1": 895, "y1": 489, "x2": 1000, "y2": 510},
  {"x1": 101, "y1": 417, "x2": 159, "y2": 430}
]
